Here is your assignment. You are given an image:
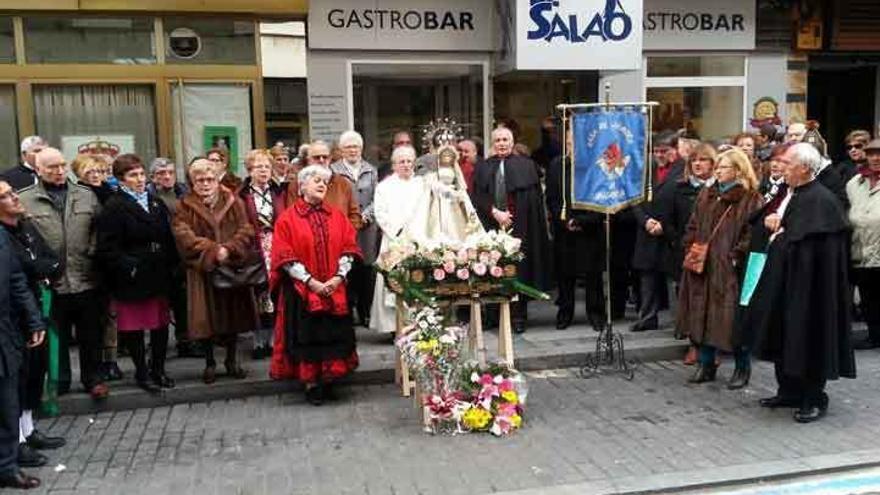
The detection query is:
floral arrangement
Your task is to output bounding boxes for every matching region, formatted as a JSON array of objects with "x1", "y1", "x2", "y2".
[
  {"x1": 377, "y1": 230, "x2": 547, "y2": 302},
  {"x1": 458, "y1": 362, "x2": 527, "y2": 436},
  {"x1": 396, "y1": 307, "x2": 527, "y2": 436}
]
